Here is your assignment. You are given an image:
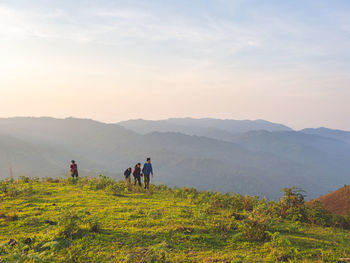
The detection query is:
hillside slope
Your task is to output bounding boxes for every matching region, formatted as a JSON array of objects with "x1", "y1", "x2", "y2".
[
  {"x1": 0, "y1": 178, "x2": 349, "y2": 262},
  {"x1": 312, "y1": 185, "x2": 350, "y2": 215}
]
